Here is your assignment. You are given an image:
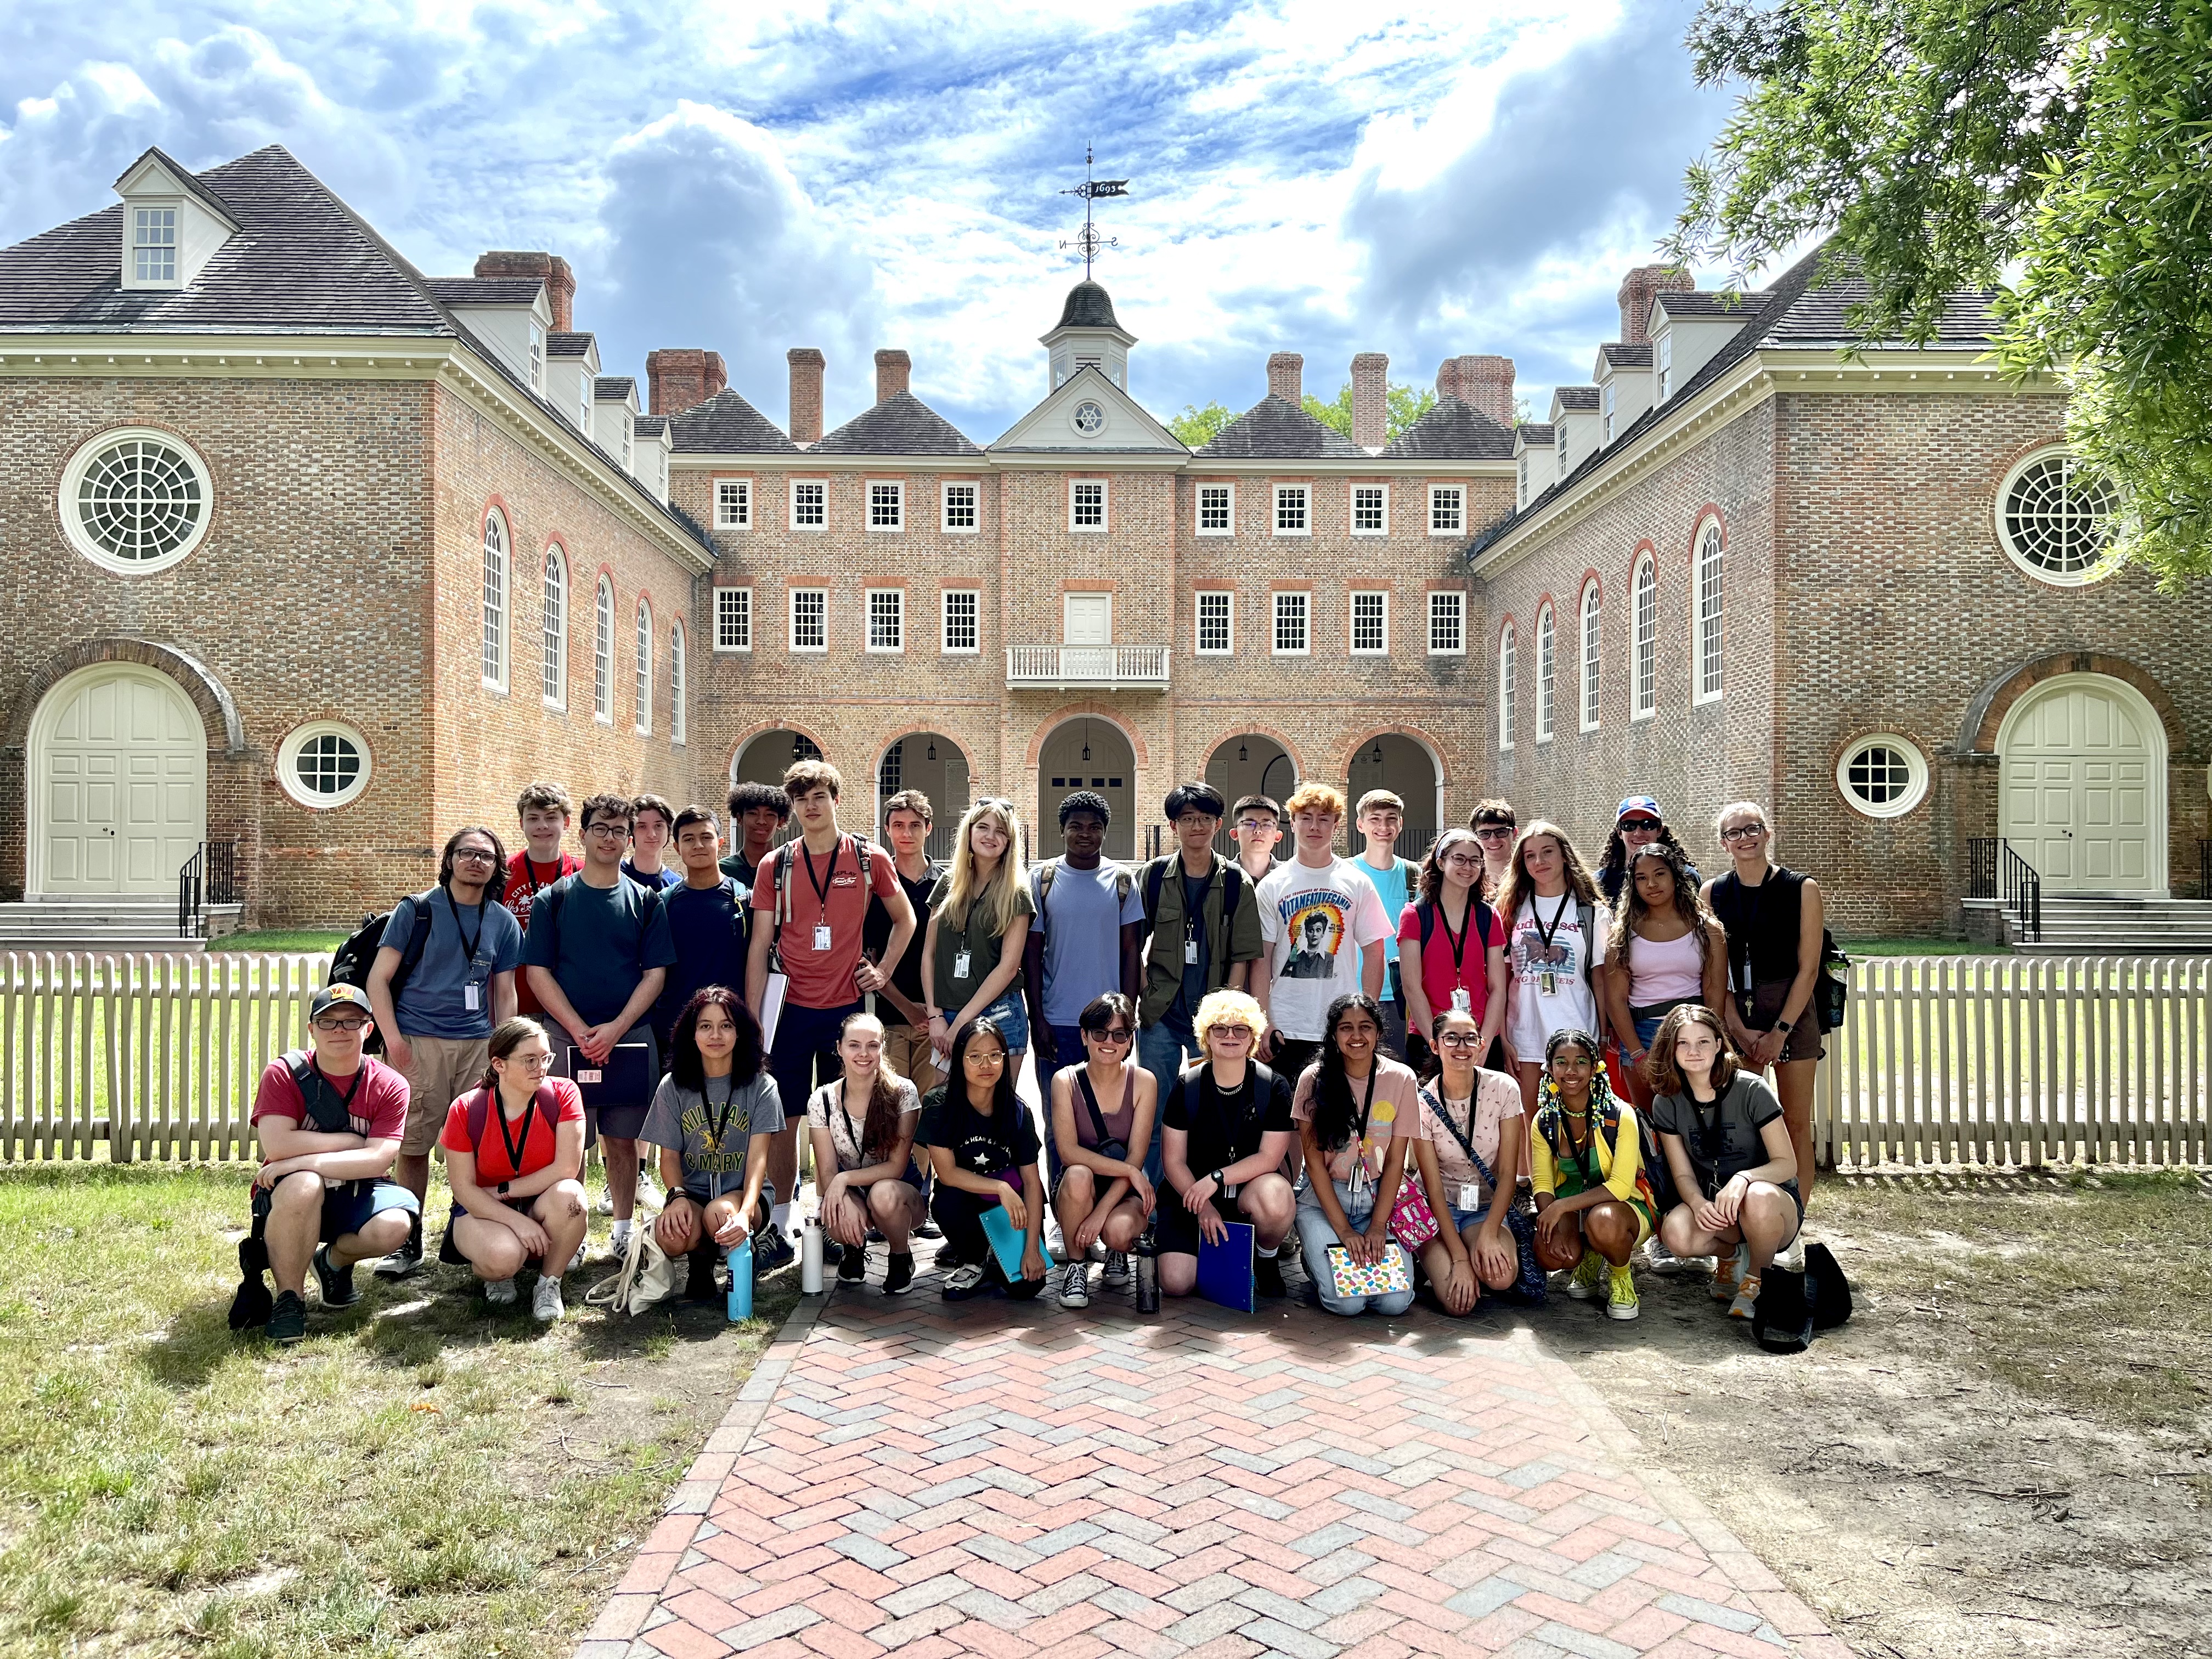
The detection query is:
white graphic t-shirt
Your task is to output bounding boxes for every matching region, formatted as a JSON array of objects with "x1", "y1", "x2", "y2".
[
  {"x1": 1505, "y1": 892, "x2": 1612, "y2": 1059},
  {"x1": 1257, "y1": 857, "x2": 1395, "y2": 1041}
]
